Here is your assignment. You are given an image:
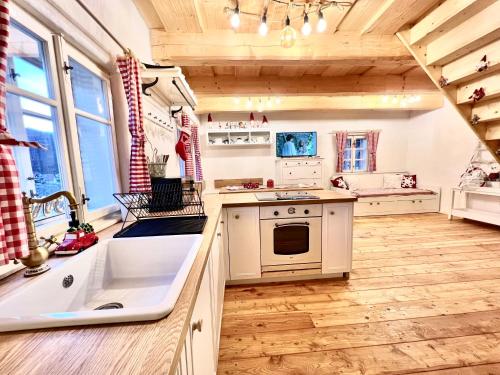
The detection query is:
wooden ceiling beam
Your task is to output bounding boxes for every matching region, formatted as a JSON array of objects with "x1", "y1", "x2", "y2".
[
  {"x1": 150, "y1": 0, "x2": 205, "y2": 33},
  {"x1": 195, "y1": 94, "x2": 444, "y2": 113},
  {"x1": 151, "y1": 30, "x2": 416, "y2": 66},
  {"x1": 187, "y1": 73, "x2": 437, "y2": 96}
]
